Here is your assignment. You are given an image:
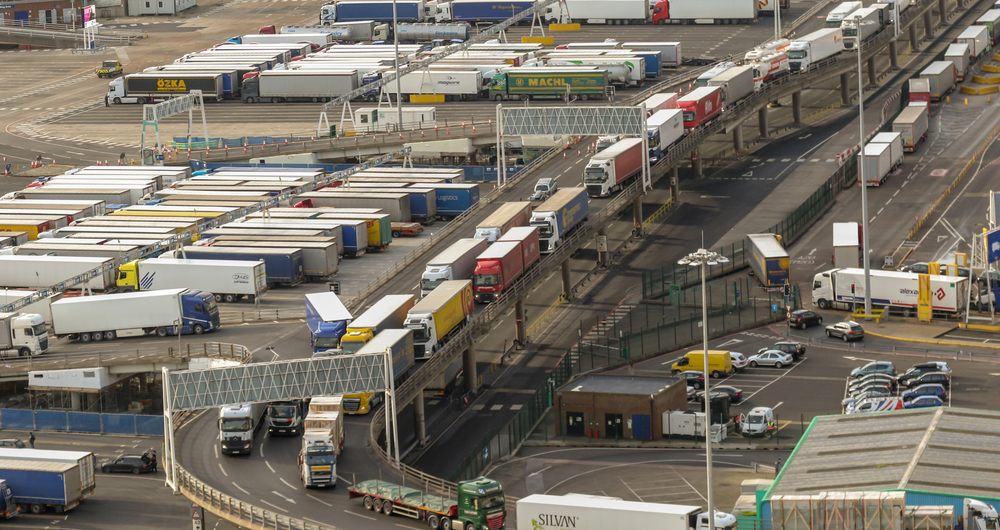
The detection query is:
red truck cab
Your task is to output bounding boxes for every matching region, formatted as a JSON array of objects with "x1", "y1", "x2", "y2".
[
  {"x1": 473, "y1": 241, "x2": 523, "y2": 303},
  {"x1": 676, "y1": 86, "x2": 723, "y2": 133},
  {"x1": 651, "y1": 1, "x2": 669, "y2": 24}
]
